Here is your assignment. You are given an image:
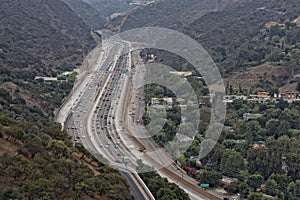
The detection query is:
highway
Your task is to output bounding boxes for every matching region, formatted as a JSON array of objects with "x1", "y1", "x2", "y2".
[
  {"x1": 58, "y1": 38, "x2": 223, "y2": 200},
  {"x1": 60, "y1": 40, "x2": 154, "y2": 200}
]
